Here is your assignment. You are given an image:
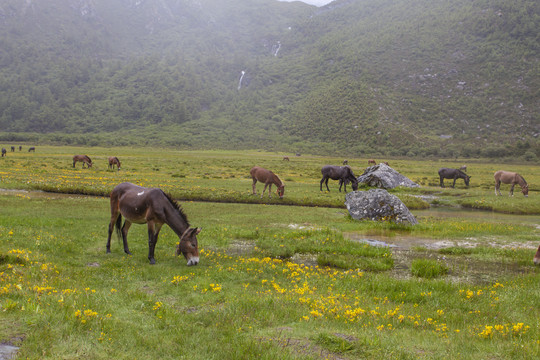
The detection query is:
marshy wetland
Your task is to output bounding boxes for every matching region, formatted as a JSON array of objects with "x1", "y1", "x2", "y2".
[{"x1": 1, "y1": 146, "x2": 539, "y2": 359}]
